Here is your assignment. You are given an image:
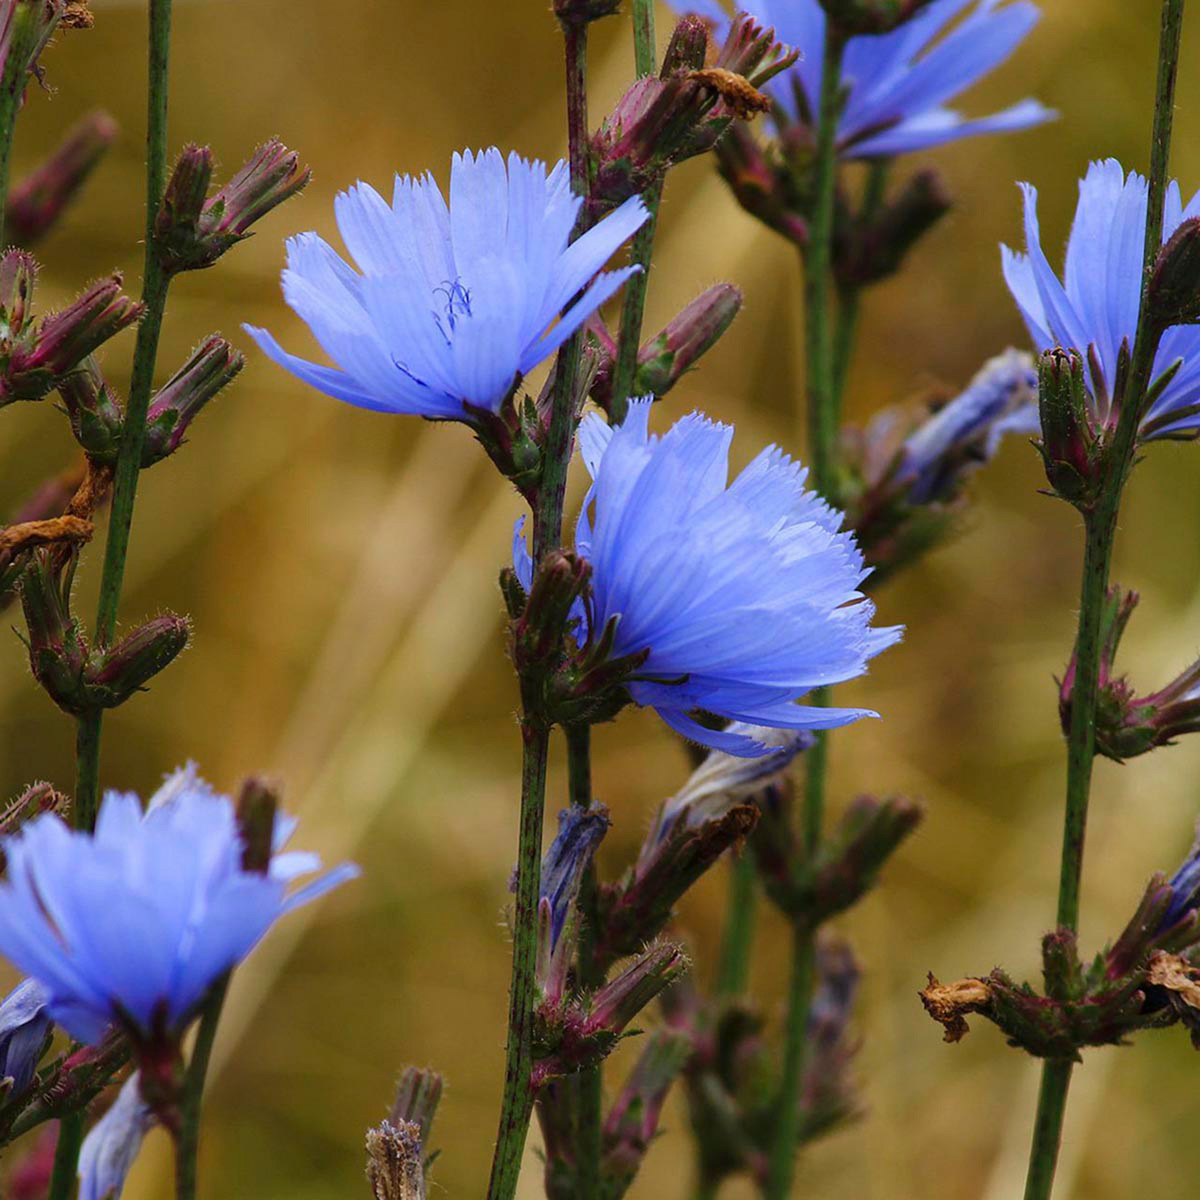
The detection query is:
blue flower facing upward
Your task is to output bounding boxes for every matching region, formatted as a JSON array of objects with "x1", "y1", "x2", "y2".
[
  {"x1": 517, "y1": 401, "x2": 901, "y2": 756},
  {"x1": 0, "y1": 766, "x2": 358, "y2": 1046},
  {"x1": 1003, "y1": 159, "x2": 1200, "y2": 440},
  {"x1": 678, "y1": 0, "x2": 1052, "y2": 157},
  {"x1": 245, "y1": 148, "x2": 649, "y2": 420}
]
